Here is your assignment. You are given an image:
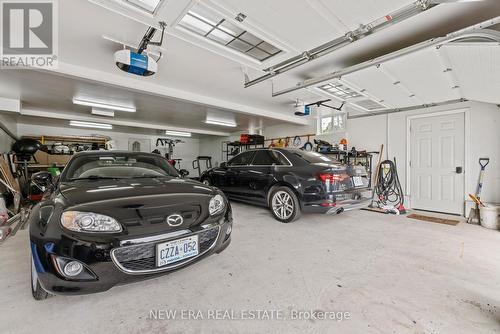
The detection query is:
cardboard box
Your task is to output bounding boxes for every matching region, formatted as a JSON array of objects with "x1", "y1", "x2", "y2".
[
  {"x1": 47, "y1": 154, "x2": 72, "y2": 166},
  {"x1": 32, "y1": 151, "x2": 49, "y2": 165}
]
